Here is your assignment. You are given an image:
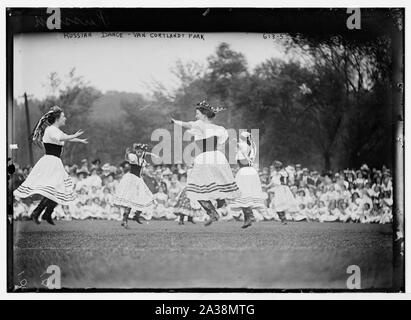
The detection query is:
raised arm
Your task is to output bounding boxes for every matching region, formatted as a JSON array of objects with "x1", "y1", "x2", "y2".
[{"x1": 124, "y1": 147, "x2": 133, "y2": 162}]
